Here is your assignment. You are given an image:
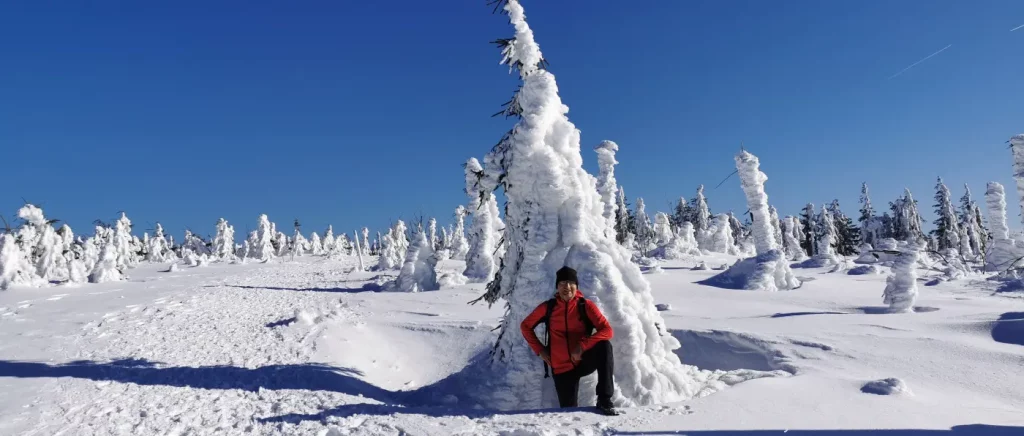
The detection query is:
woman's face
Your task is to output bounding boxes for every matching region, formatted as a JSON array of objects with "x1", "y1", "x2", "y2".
[{"x1": 556, "y1": 280, "x2": 577, "y2": 301}]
